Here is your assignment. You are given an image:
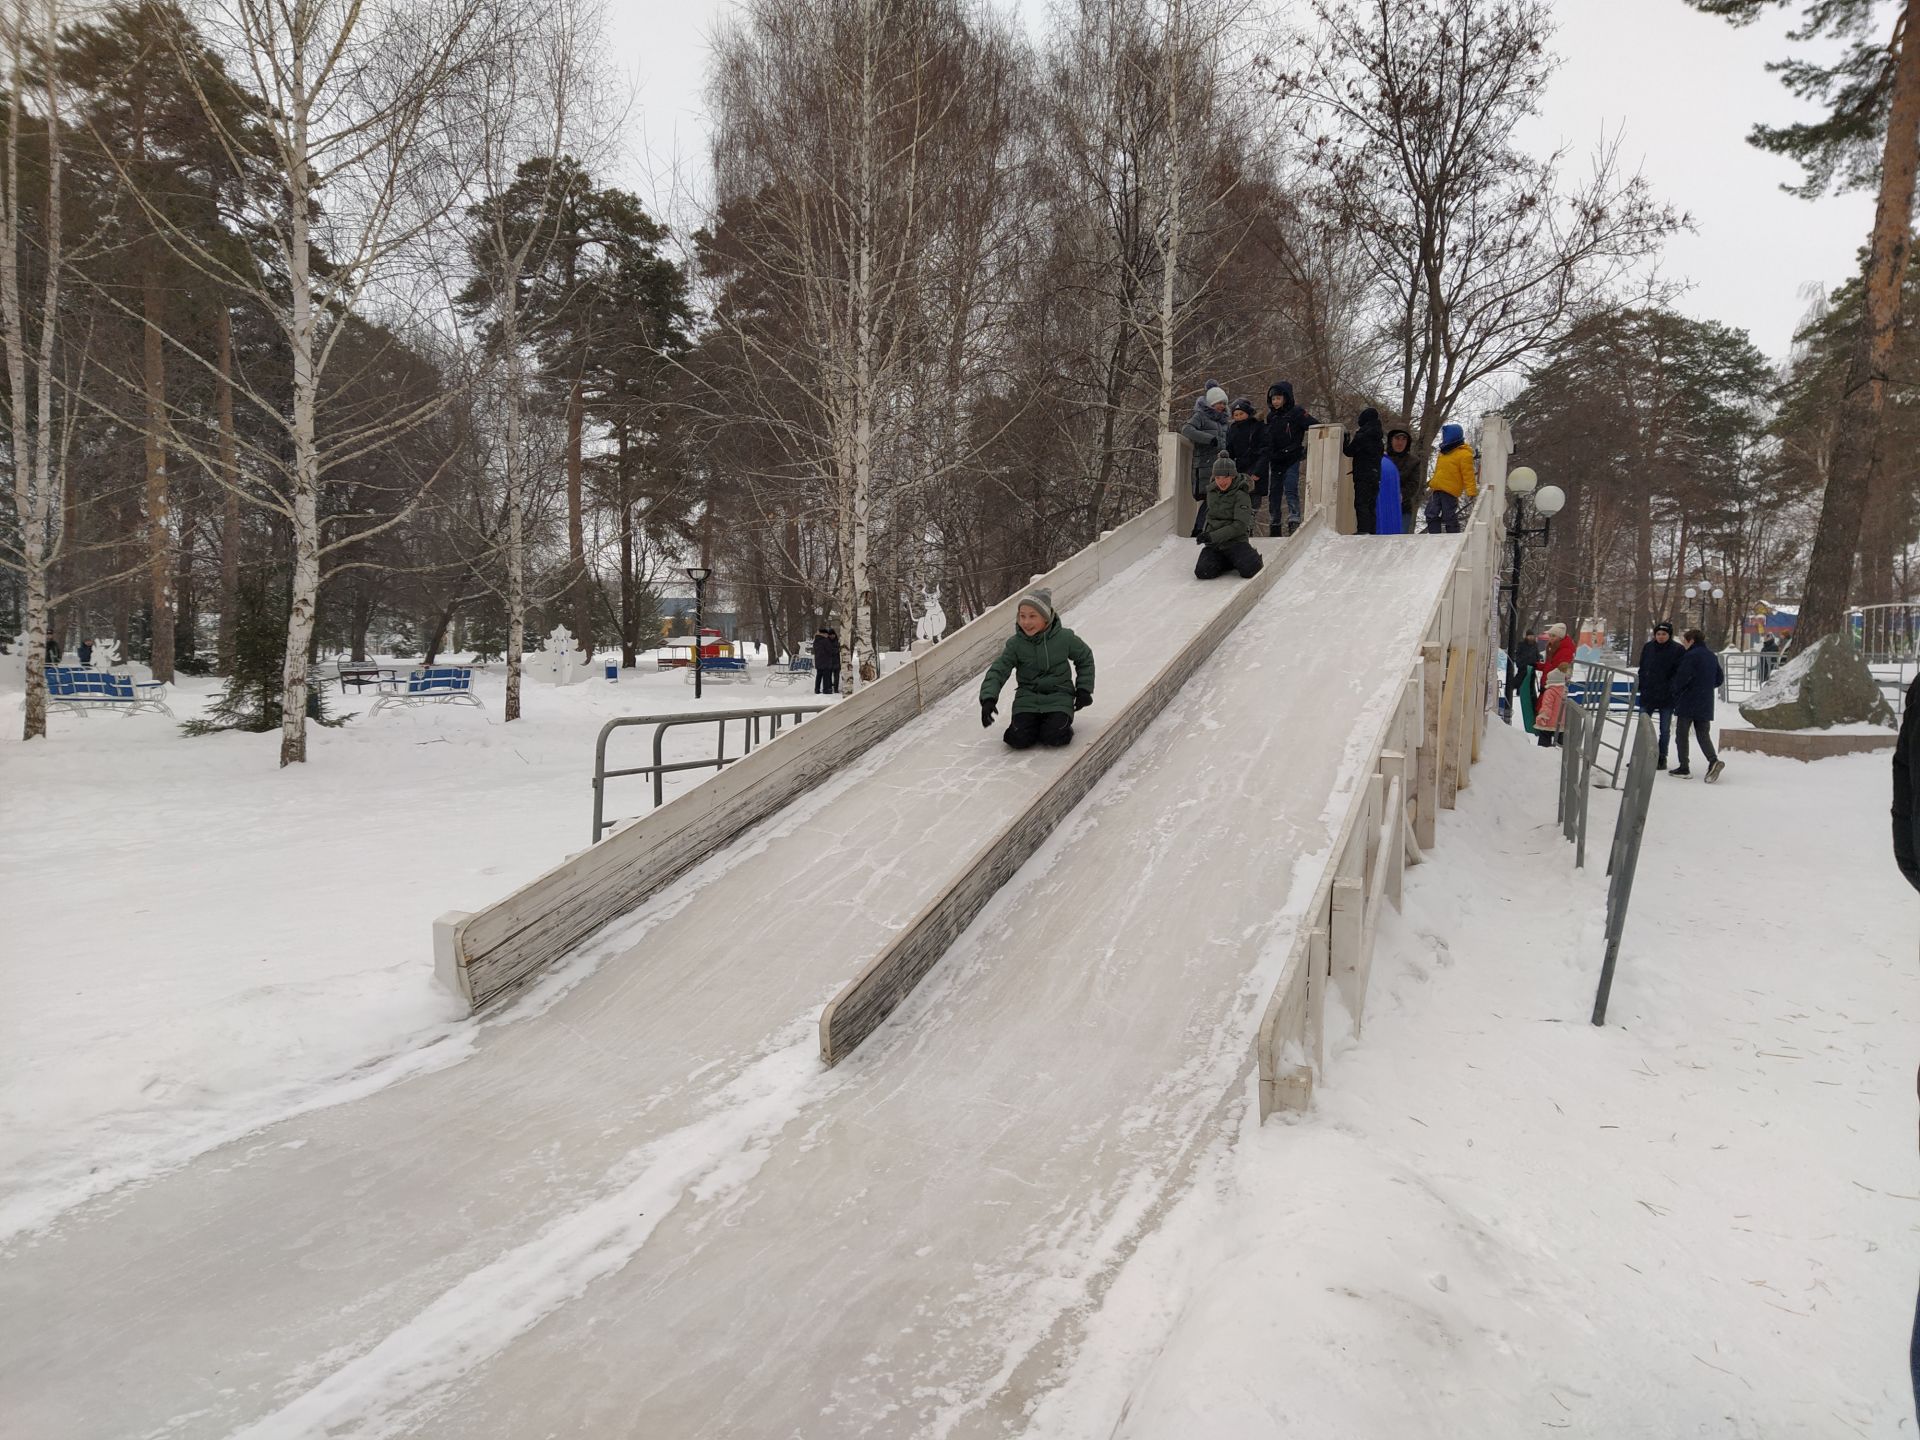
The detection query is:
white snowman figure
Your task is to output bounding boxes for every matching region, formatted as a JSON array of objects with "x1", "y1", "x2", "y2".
[{"x1": 537, "y1": 623, "x2": 590, "y2": 685}]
